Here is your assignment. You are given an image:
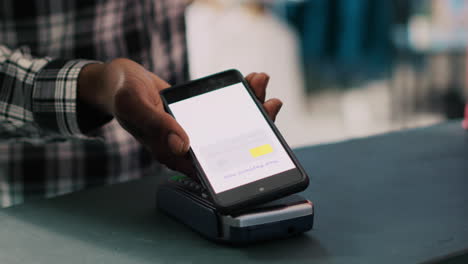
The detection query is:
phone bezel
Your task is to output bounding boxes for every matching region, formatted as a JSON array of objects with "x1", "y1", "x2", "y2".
[{"x1": 160, "y1": 69, "x2": 309, "y2": 212}]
